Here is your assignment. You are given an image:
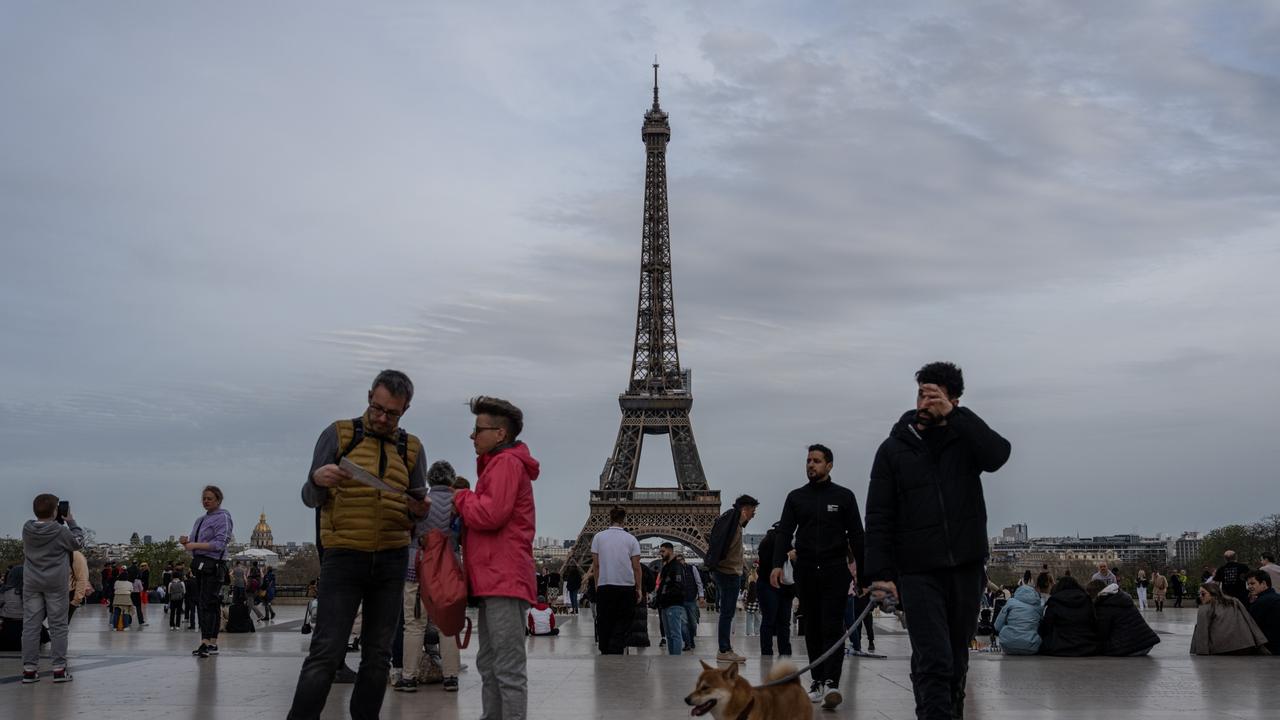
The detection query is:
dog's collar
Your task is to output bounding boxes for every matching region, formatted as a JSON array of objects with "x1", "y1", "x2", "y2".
[{"x1": 733, "y1": 697, "x2": 756, "y2": 720}]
